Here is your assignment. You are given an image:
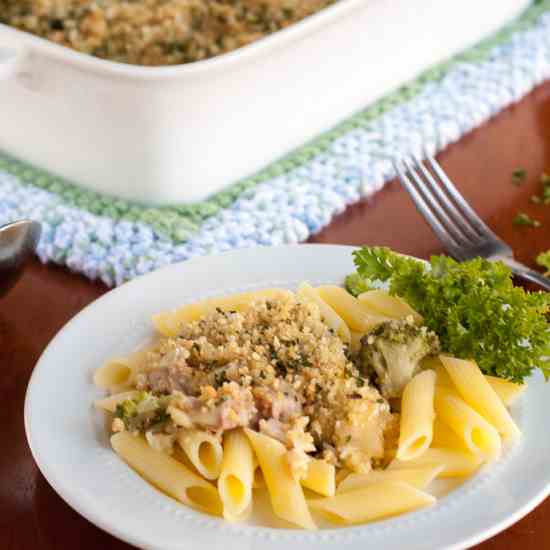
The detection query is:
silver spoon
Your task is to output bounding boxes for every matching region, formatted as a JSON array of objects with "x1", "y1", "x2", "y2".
[{"x1": 0, "y1": 219, "x2": 41, "y2": 298}]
